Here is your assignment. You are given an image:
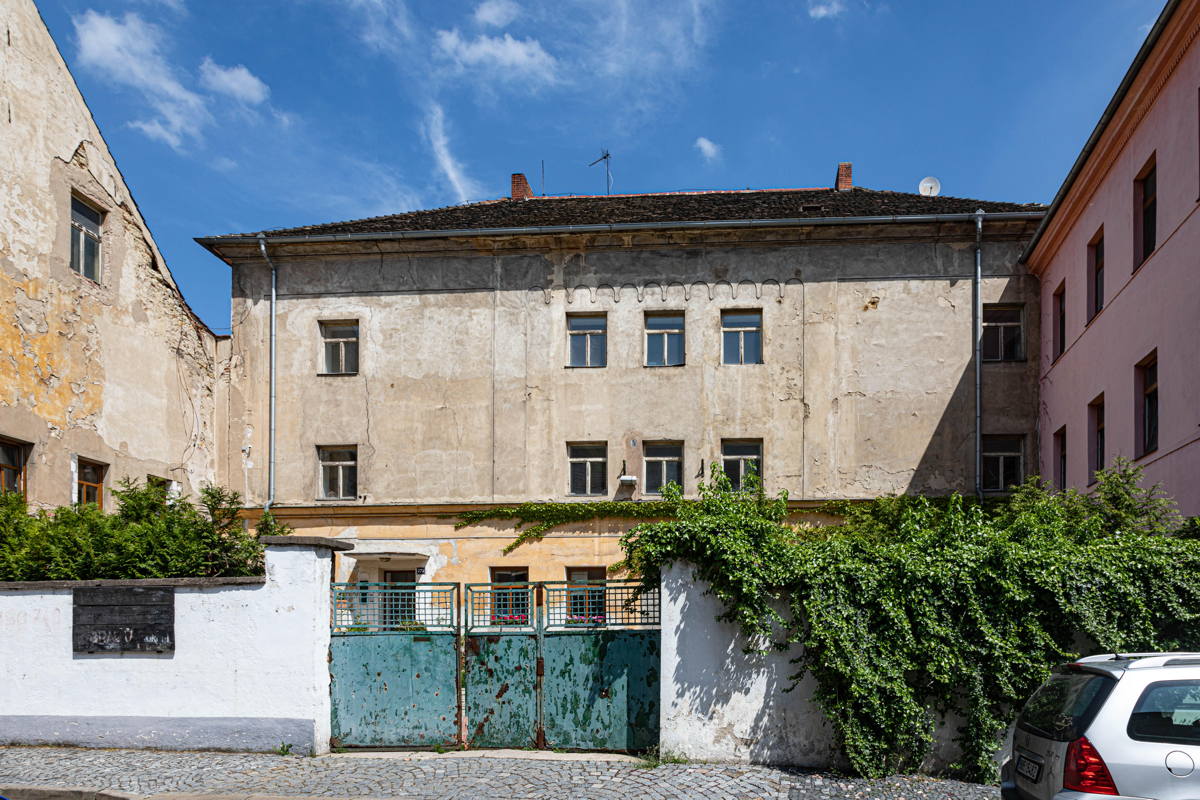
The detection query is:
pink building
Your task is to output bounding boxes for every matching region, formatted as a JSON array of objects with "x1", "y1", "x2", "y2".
[{"x1": 1024, "y1": 0, "x2": 1200, "y2": 517}]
